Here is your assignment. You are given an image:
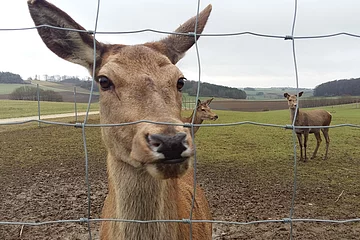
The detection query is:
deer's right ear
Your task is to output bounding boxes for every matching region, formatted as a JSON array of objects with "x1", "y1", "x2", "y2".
[
  {"x1": 148, "y1": 5, "x2": 212, "y2": 64},
  {"x1": 27, "y1": 0, "x2": 103, "y2": 72},
  {"x1": 206, "y1": 98, "x2": 214, "y2": 105},
  {"x1": 284, "y1": 93, "x2": 289, "y2": 98}
]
